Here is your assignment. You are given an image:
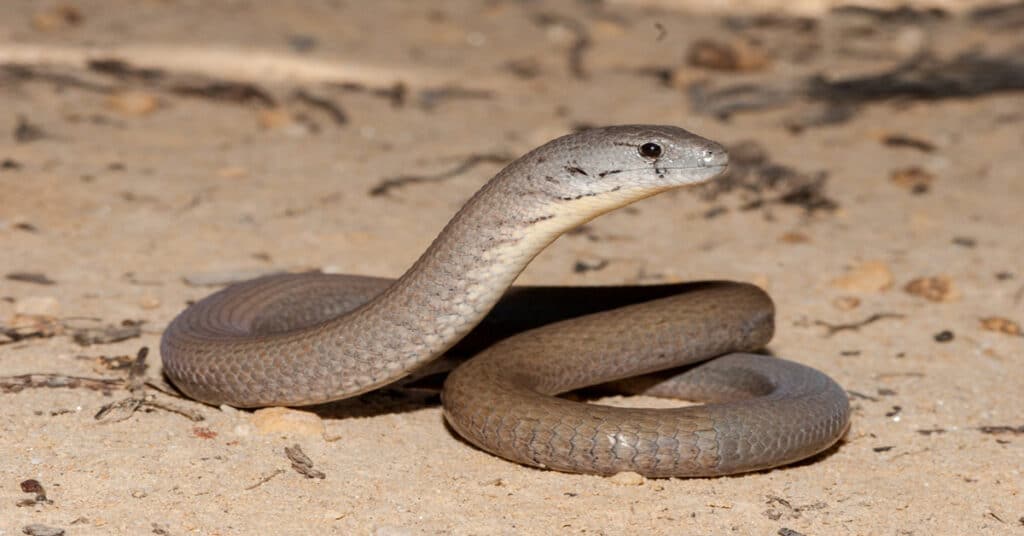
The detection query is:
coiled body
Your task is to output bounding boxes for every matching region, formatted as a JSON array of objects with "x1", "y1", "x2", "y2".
[{"x1": 161, "y1": 125, "x2": 849, "y2": 476}]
